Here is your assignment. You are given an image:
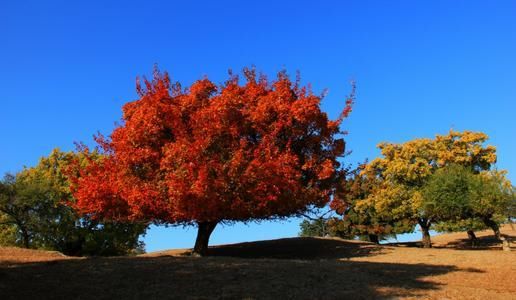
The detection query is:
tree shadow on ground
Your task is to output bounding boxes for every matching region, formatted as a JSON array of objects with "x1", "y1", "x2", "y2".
[
  {"x1": 206, "y1": 237, "x2": 386, "y2": 259},
  {"x1": 434, "y1": 234, "x2": 515, "y2": 250},
  {"x1": 387, "y1": 230, "x2": 516, "y2": 250},
  {"x1": 428, "y1": 229, "x2": 515, "y2": 250},
  {"x1": 0, "y1": 250, "x2": 483, "y2": 299}
]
